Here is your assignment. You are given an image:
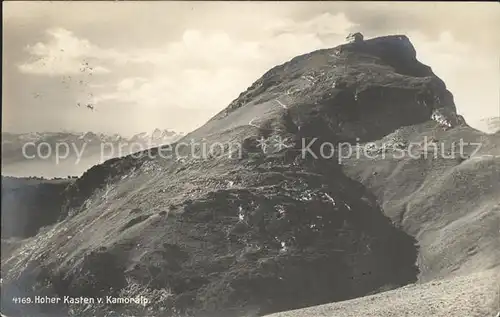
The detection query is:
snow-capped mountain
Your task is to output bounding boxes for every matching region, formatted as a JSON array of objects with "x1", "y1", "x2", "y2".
[
  {"x1": 2, "y1": 129, "x2": 183, "y2": 148},
  {"x1": 129, "y1": 129, "x2": 184, "y2": 144}
]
